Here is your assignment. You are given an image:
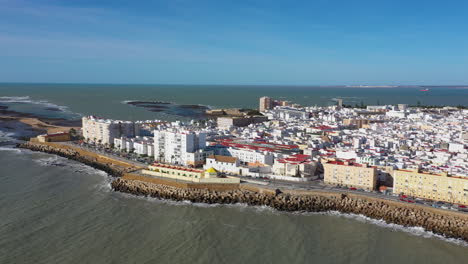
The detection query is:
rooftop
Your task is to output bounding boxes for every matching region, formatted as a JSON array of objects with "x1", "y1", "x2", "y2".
[{"x1": 208, "y1": 155, "x2": 238, "y2": 164}]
